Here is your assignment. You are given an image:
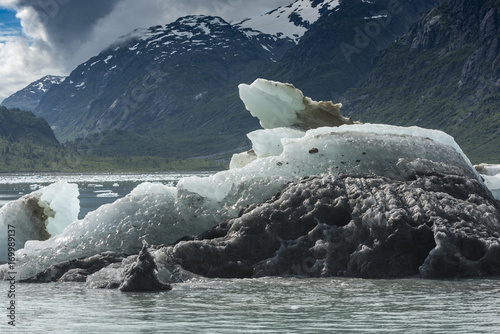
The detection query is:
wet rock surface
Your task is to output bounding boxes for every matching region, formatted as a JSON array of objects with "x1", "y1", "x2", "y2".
[
  {"x1": 20, "y1": 172, "x2": 500, "y2": 283},
  {"x1": 119, "y1": 241, "x2": 172, "y2": 292},
  {"x1": 21, "y1": 251, "x2": 127, "y2": 283},
  {"x1": 163, "y1": 173, "x2": 500, "y2": 279}
]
